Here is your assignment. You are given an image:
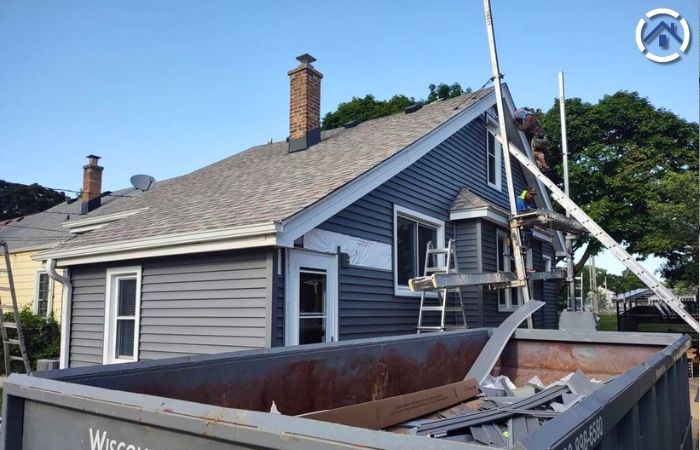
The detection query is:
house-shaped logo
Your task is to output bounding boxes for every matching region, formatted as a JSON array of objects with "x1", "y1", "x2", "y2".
[
  {"x1": 643, "y1": 21, "x2": 682, "y2": 48},
  {"x1": 635, "y1": 8, "x2": 690, "y2": 63}
]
